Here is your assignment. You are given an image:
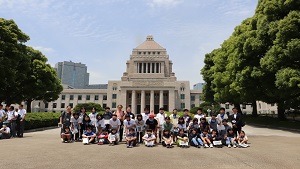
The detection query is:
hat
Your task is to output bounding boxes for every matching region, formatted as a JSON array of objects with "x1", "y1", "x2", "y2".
[
  {"x1": 159, "y1": 107, "x2": 164, "y2": 110},
  {"x1": 149, "y1": 114, "x2": 155, "y2": 118}
]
